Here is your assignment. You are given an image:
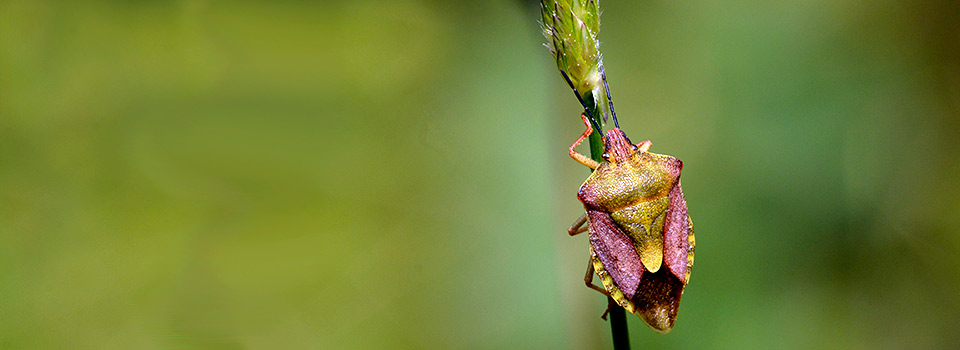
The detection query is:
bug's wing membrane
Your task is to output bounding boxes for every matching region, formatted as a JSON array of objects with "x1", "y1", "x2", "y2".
[
  {"x1": 586, "y1": 209, "x2": 643, "y2": 299},
  {"x1": 633, "y1": 264, "x2": 686, "y2": 333}
]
